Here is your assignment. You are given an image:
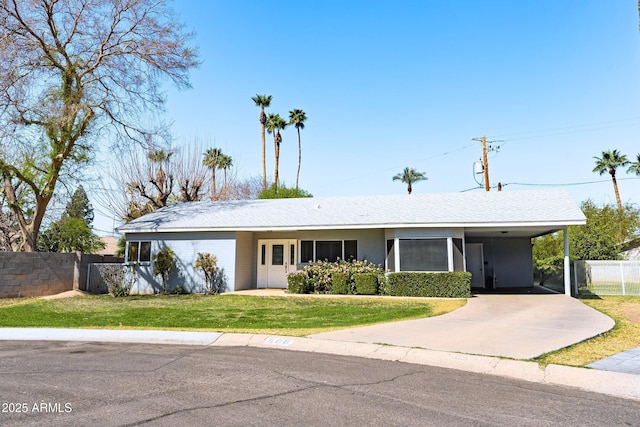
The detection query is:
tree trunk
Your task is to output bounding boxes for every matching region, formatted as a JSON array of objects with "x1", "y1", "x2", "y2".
[
  {"x1": 274, "y1": 140, "x2": 280, "y2": 192},
  {"x1": 211, "y1": 169, "x2": 217, "y2": 200},
  {"x1": 612, "y1": 173, "x2": 623, "y2": 212},
  {"x1": 296, "y1": 127, "x2": 301, "y2": 190},
  {"x1": 261, "y1": 123, "x2": 267, "y2": 191},
  {"x1": 407, "y1": 182, "x2": 412, "y2": 194}
]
